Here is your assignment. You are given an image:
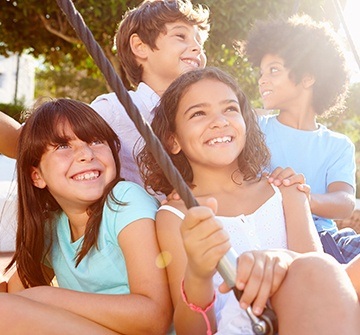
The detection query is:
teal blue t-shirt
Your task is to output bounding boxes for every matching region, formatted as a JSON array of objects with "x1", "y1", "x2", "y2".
[{"x1": 45, "y1": 181, "x2": 159, "y2": 294}]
